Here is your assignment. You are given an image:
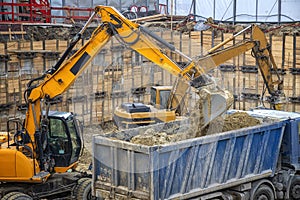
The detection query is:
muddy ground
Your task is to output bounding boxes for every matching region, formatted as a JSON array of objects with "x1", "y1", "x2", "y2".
[{"x1": 76, "y1": 121, "x2": 118, "y2": 172}]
